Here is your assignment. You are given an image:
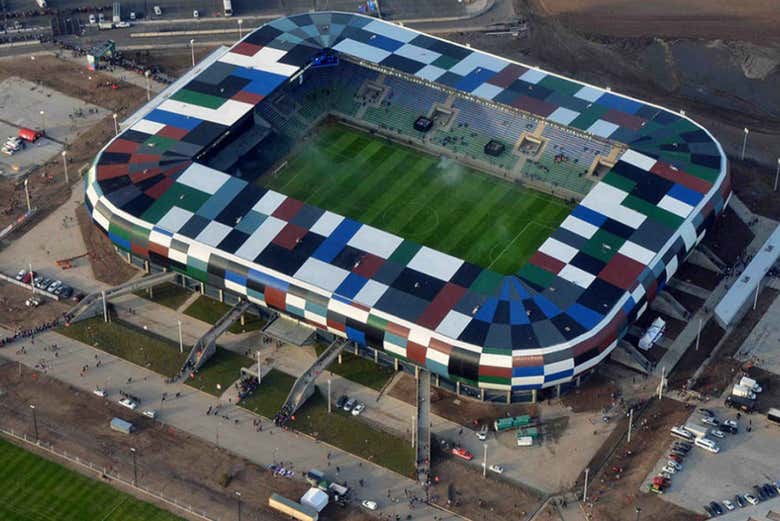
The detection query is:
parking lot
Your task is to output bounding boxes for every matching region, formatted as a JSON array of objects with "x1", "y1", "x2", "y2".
[
  {"x1": 0, "y1": 77, "x2": 106, "y2": 177},
  {"x1": 644, "y1": 399, "x2": 780, "y2": 516}
]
